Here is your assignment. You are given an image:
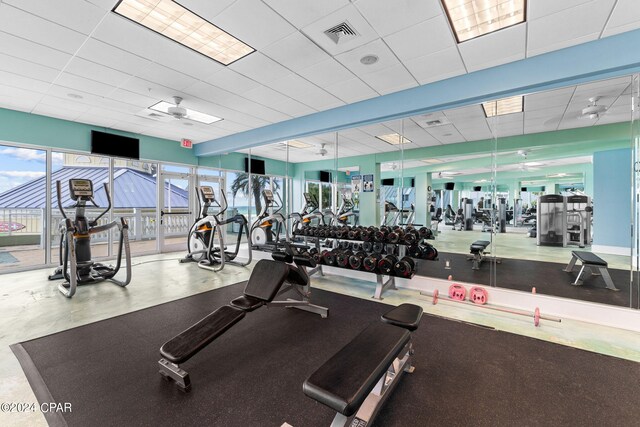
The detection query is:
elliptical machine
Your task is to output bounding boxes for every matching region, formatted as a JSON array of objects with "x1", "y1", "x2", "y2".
[
  {"x1": 290, "y1": 192, "x2": 324, "y2": 232},
  {"x1": 181, "y1": 186, "x2": 251, "y2": 271},
  {"x1": 250, "y1": 189, "x2": 289, "y2": 251},
  {"x1": 48, "y1": 179, "x2": 132, "y2": 298},
  {"x1": 331, "y1": 193, "x2": 358, "y2": 226}
]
